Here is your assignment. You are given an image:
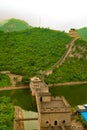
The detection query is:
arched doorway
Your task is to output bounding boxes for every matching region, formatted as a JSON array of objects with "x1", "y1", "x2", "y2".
[
  {"x1": 40, "y1": 97, "x2": 42, "y2": 102},
  {"x1": 54, "y1": 120, "x2": 58, "y2": 125}
]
